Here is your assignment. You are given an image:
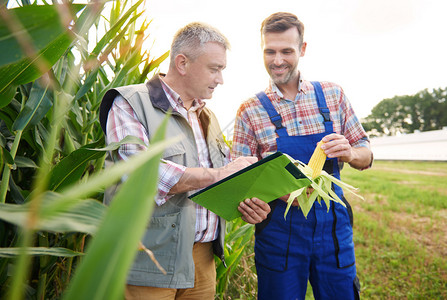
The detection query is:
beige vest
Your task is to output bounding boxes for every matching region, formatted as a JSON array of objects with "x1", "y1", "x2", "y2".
[{"x1": 100, "y1": 76, "x2": 227, "y2": 288}]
